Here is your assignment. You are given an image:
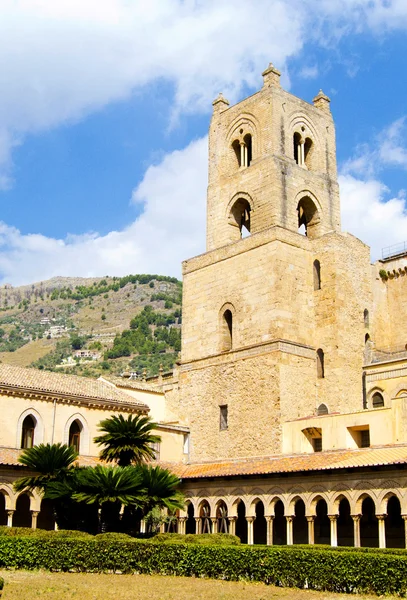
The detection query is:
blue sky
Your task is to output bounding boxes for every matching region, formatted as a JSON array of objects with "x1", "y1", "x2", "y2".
[{"x1": 0, "y1": 0, "x2": 407, "y2": 285}]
